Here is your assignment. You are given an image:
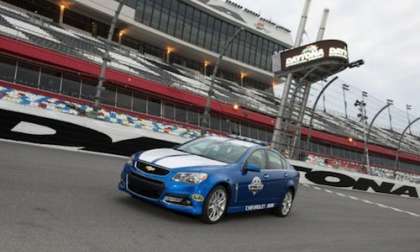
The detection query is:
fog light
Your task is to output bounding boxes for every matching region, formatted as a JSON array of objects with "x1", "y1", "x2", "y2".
[
  {"x1": 191, "y1": 194, "x2": 204, "y2": 202},
  {"x1": 164, "y1": 195, "x2": 192, "y2": 206},
  {"x1": 164, "y1": 196, "x2": 184, "y2": 203}
]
